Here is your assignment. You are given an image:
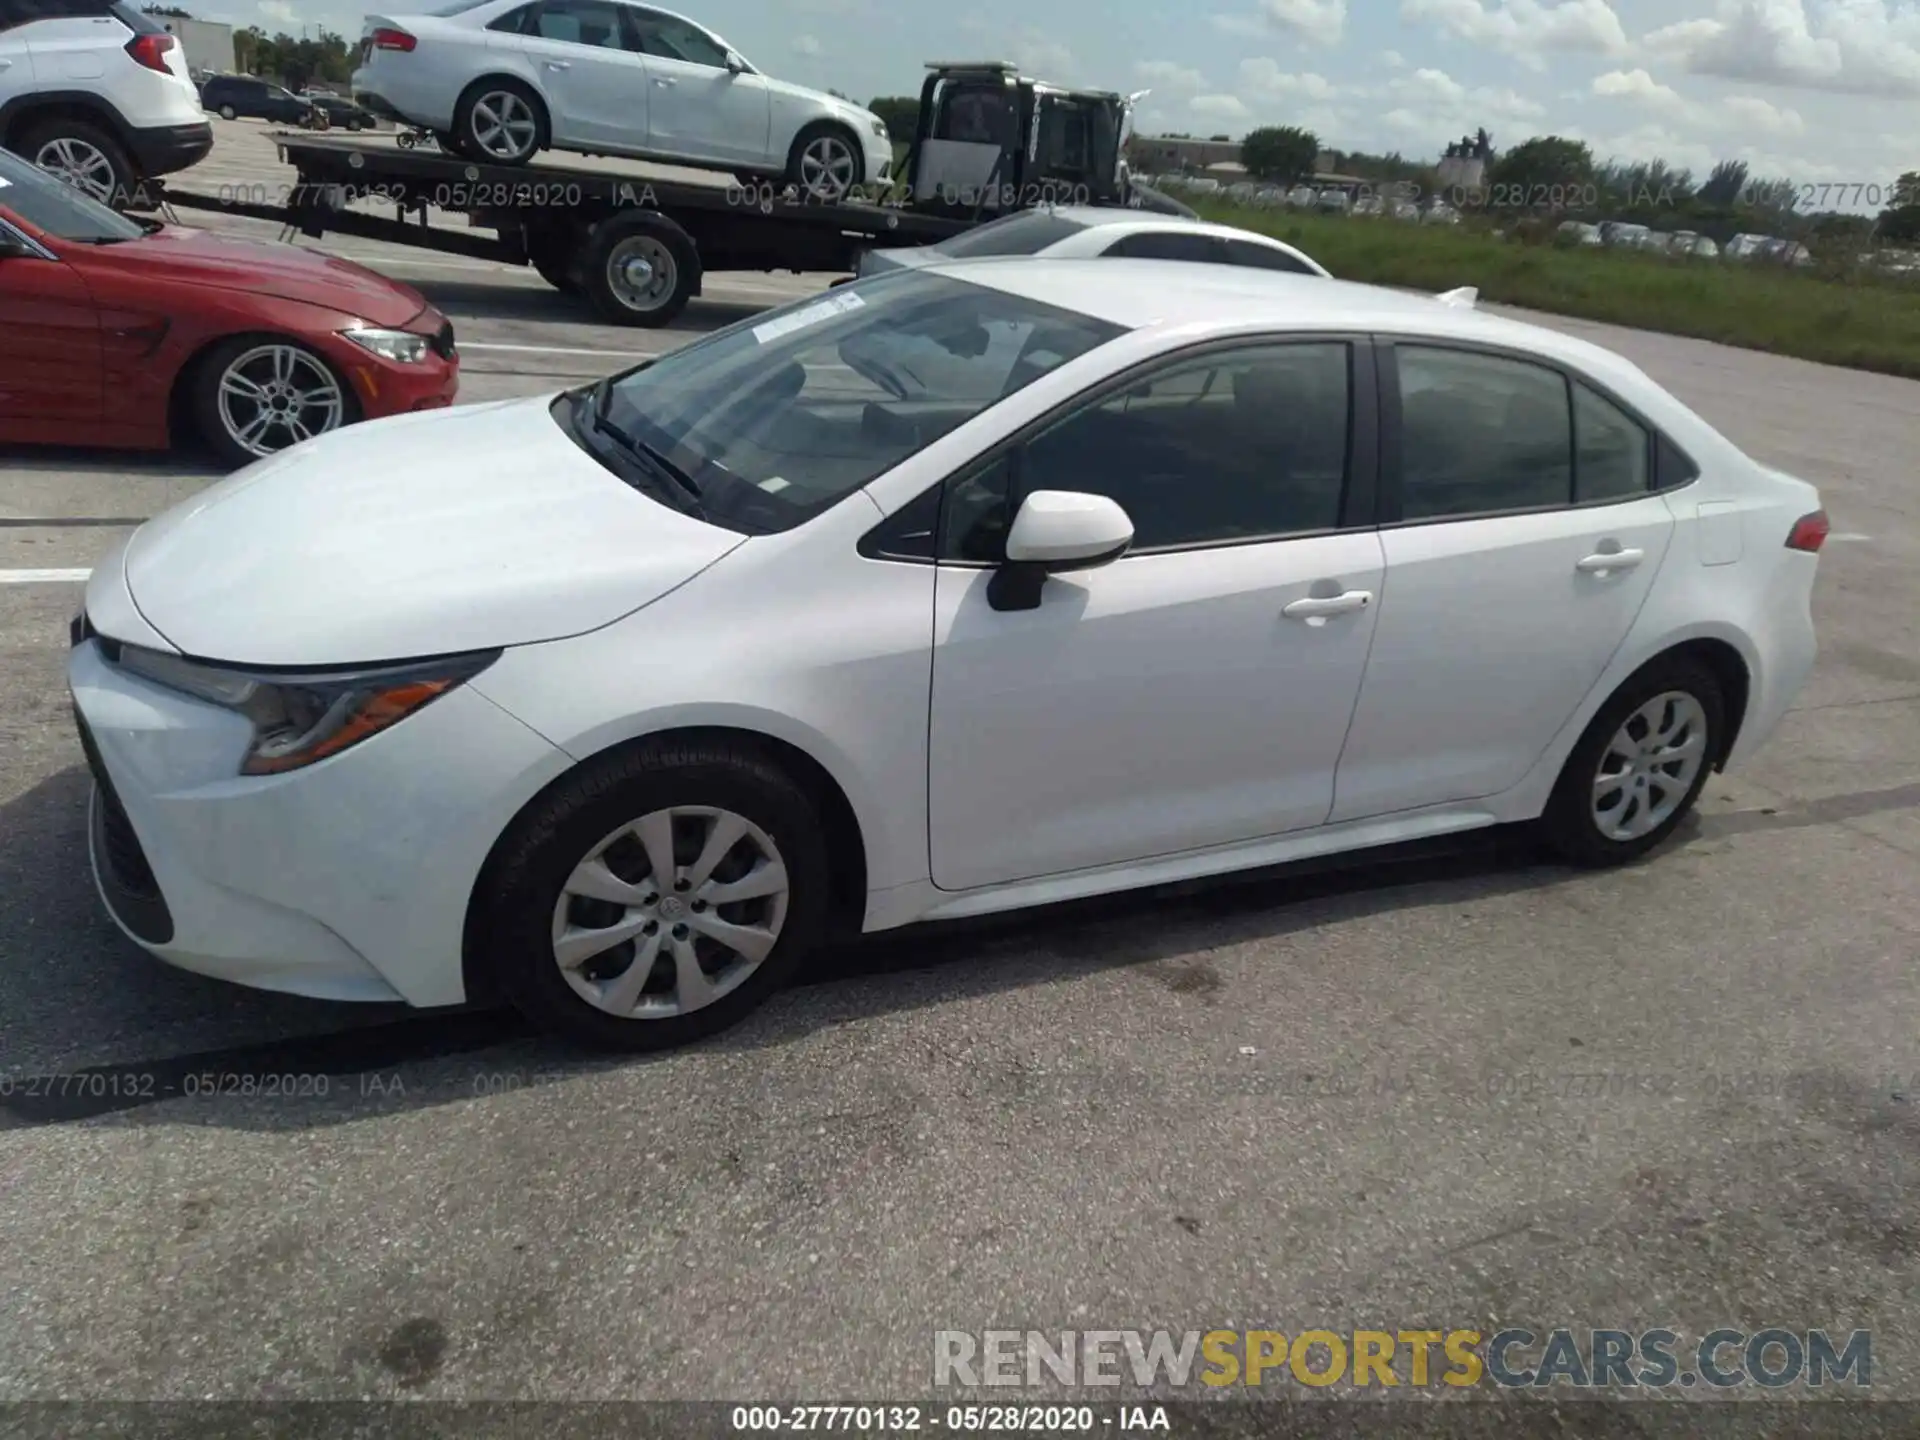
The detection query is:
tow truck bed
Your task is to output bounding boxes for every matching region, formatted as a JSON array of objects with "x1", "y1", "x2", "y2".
[{"x1": 150, "y1": 134, "x2": 973, "y2": 326}]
